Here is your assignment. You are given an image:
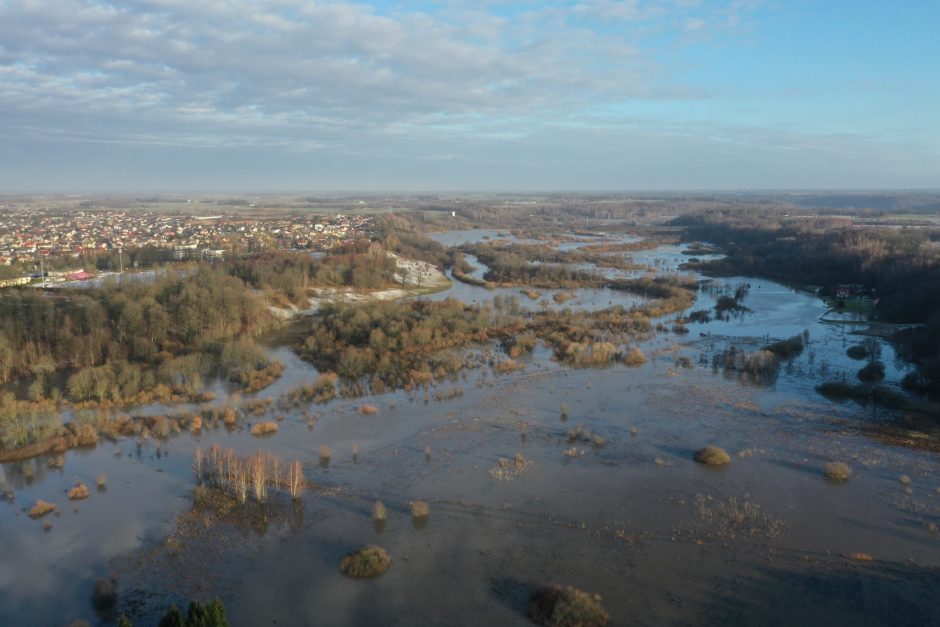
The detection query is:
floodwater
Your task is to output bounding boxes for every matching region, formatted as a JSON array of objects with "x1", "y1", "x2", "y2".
[{"x1": 1, "y1": 230, "x2": 938, "y2": 626}]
